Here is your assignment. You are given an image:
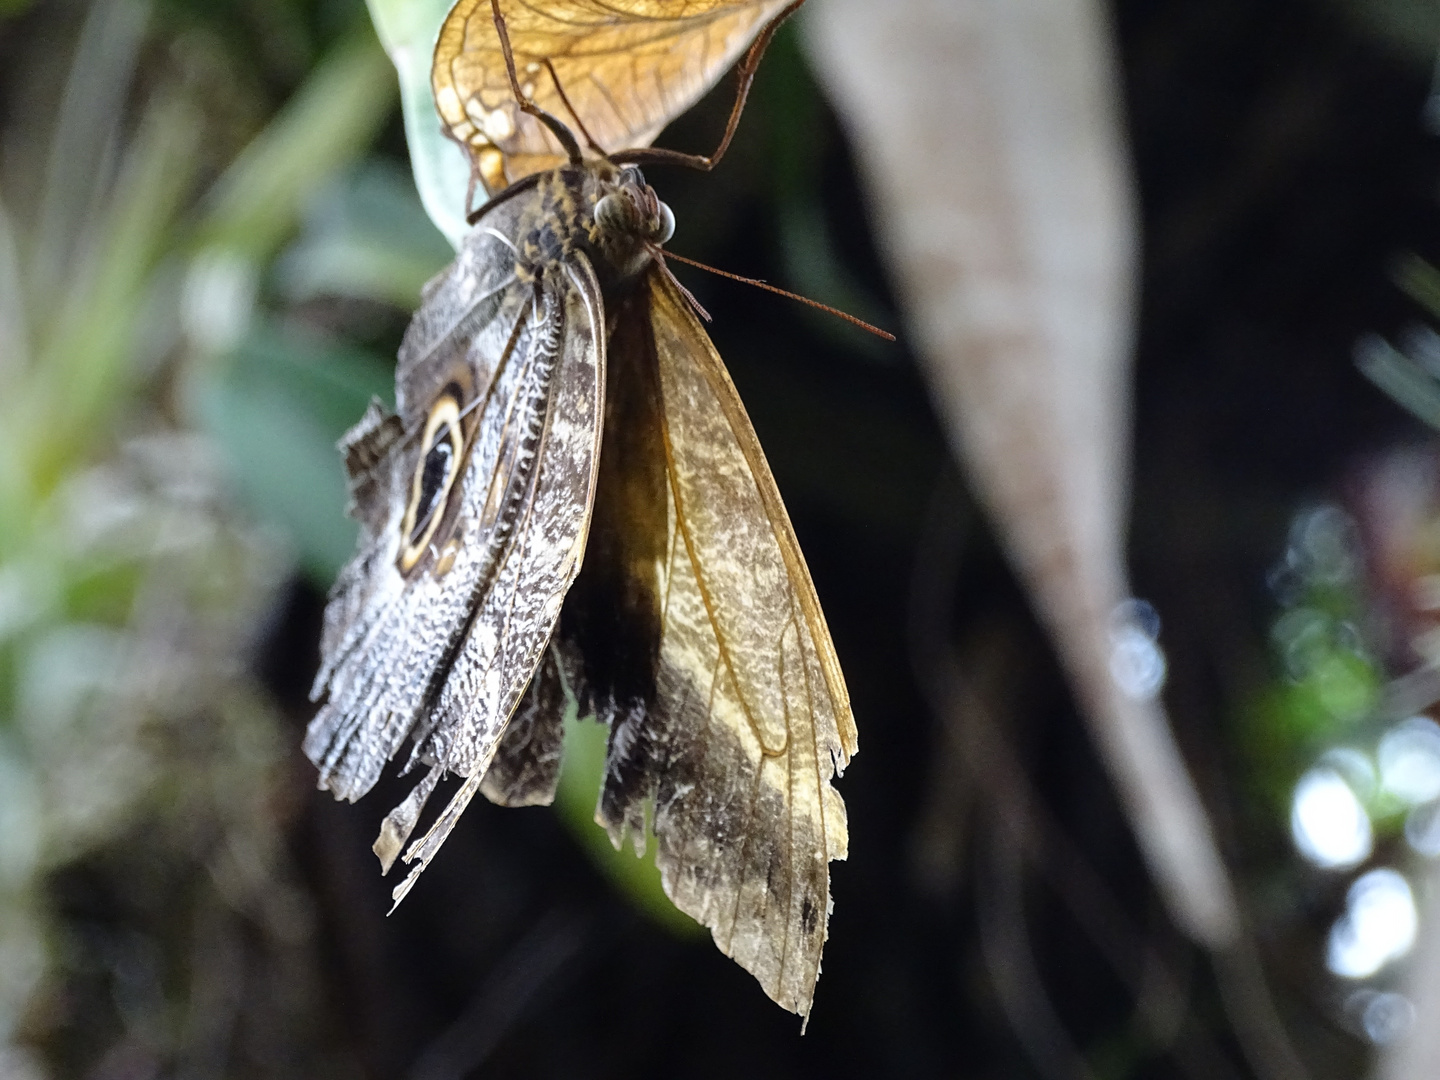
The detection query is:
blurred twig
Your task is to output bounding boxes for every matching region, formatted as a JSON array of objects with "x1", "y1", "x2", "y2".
[
  {"x1": 977, "y1": 818, "x2": 1097, "y2": 1080},
  {"x1": 805, "y1": 0, "x2": 1239, "y2": 950},
  {"x1": 406, "y1": 908, "x2": 591, "y2": 1080}
]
